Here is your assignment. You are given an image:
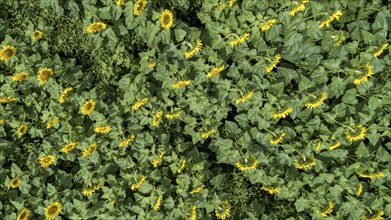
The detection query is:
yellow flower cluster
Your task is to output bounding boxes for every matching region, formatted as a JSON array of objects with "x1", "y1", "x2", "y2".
[
  {"x1": 152, "y1": 151, "x2": 166, "y2": 167},
  {"x1": 185, "y1": 39, "x2": 203, "y2": 59},
  {"x1": 373, "y1": 43, "x2": 388, "y2": 58},
  {"x1": 261, "y1": 185, "x2": 280, "y2": 194},
  {"x1": 272, "y1": 107, "x2": 293, "y2": 119},
  {"x1": 215, "y1": 200, "x2": 231, "y2": 220},
  {"x1": 235, "y1": 90, "x2": 253, "y2": 104},
  {"x1": 60, "y1": 142, "x2": 78, "y2": 153},
  {"x1": 82, "y1": 143, "x2": 98, "y2": 157},
  {"x1": 294, "y1": 157, "x2": 317, "y2": 170},
  {"x1": 132, "y1": 97, "x2": 148, "y2": 110},
  {"x1": 131, "y1": 176, "x2": 146, "y2": 191},
  {"x1": 236, "y1": 156, "x2": 258, "y2": 171},
  {"x1": 229, "y1": 33, "x2": 250, "y2": 46},
  {"x1": 261, "y1": 19, "x2": 277, "y2": 31},
  {"x1": 317, "y1": 201, "x2": 334, "y2": 217},
  {"x1": 269, "y1": 131, "x2": 286, "y2": 145},
  {"x1": 172, "y1": 80, "x2": 191, "y2": 89},
  {"x1": 207, "y1": 65, "x2": 225, "y2": 78},
  {"x1": 83, "y1": 183, "x2": 103, "y2": 197},
  {"x1": 119, "y1": 134, "x2": 135, "y2": 147},
  {"x1": 358, "y1": 171, "x2": 384, "y2": 180},
  {"x1": 319, "y1": 10, "x2": 343, "y2": 28},
  {"x1": 345, "y1": 124, "x2": 366, "y2": 142},
  {"x1": 265, "y1": 54, "x2": 281, "y2": 73},
  {"x1": 305, "y1": 92, "x2": 328, "y2": 109},
  {"x1": 354, "y1": 64, "x2": 375, "y2": 85}
]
